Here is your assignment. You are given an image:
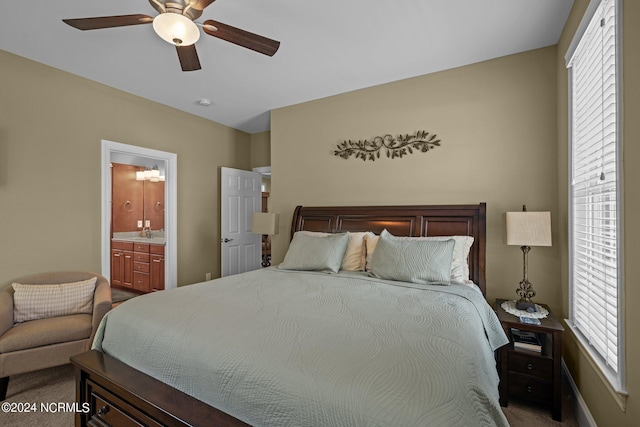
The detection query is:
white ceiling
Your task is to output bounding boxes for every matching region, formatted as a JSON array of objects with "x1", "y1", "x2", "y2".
[{"x1": 0, "y1": 0, "x2": 573, "y2": 134}]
